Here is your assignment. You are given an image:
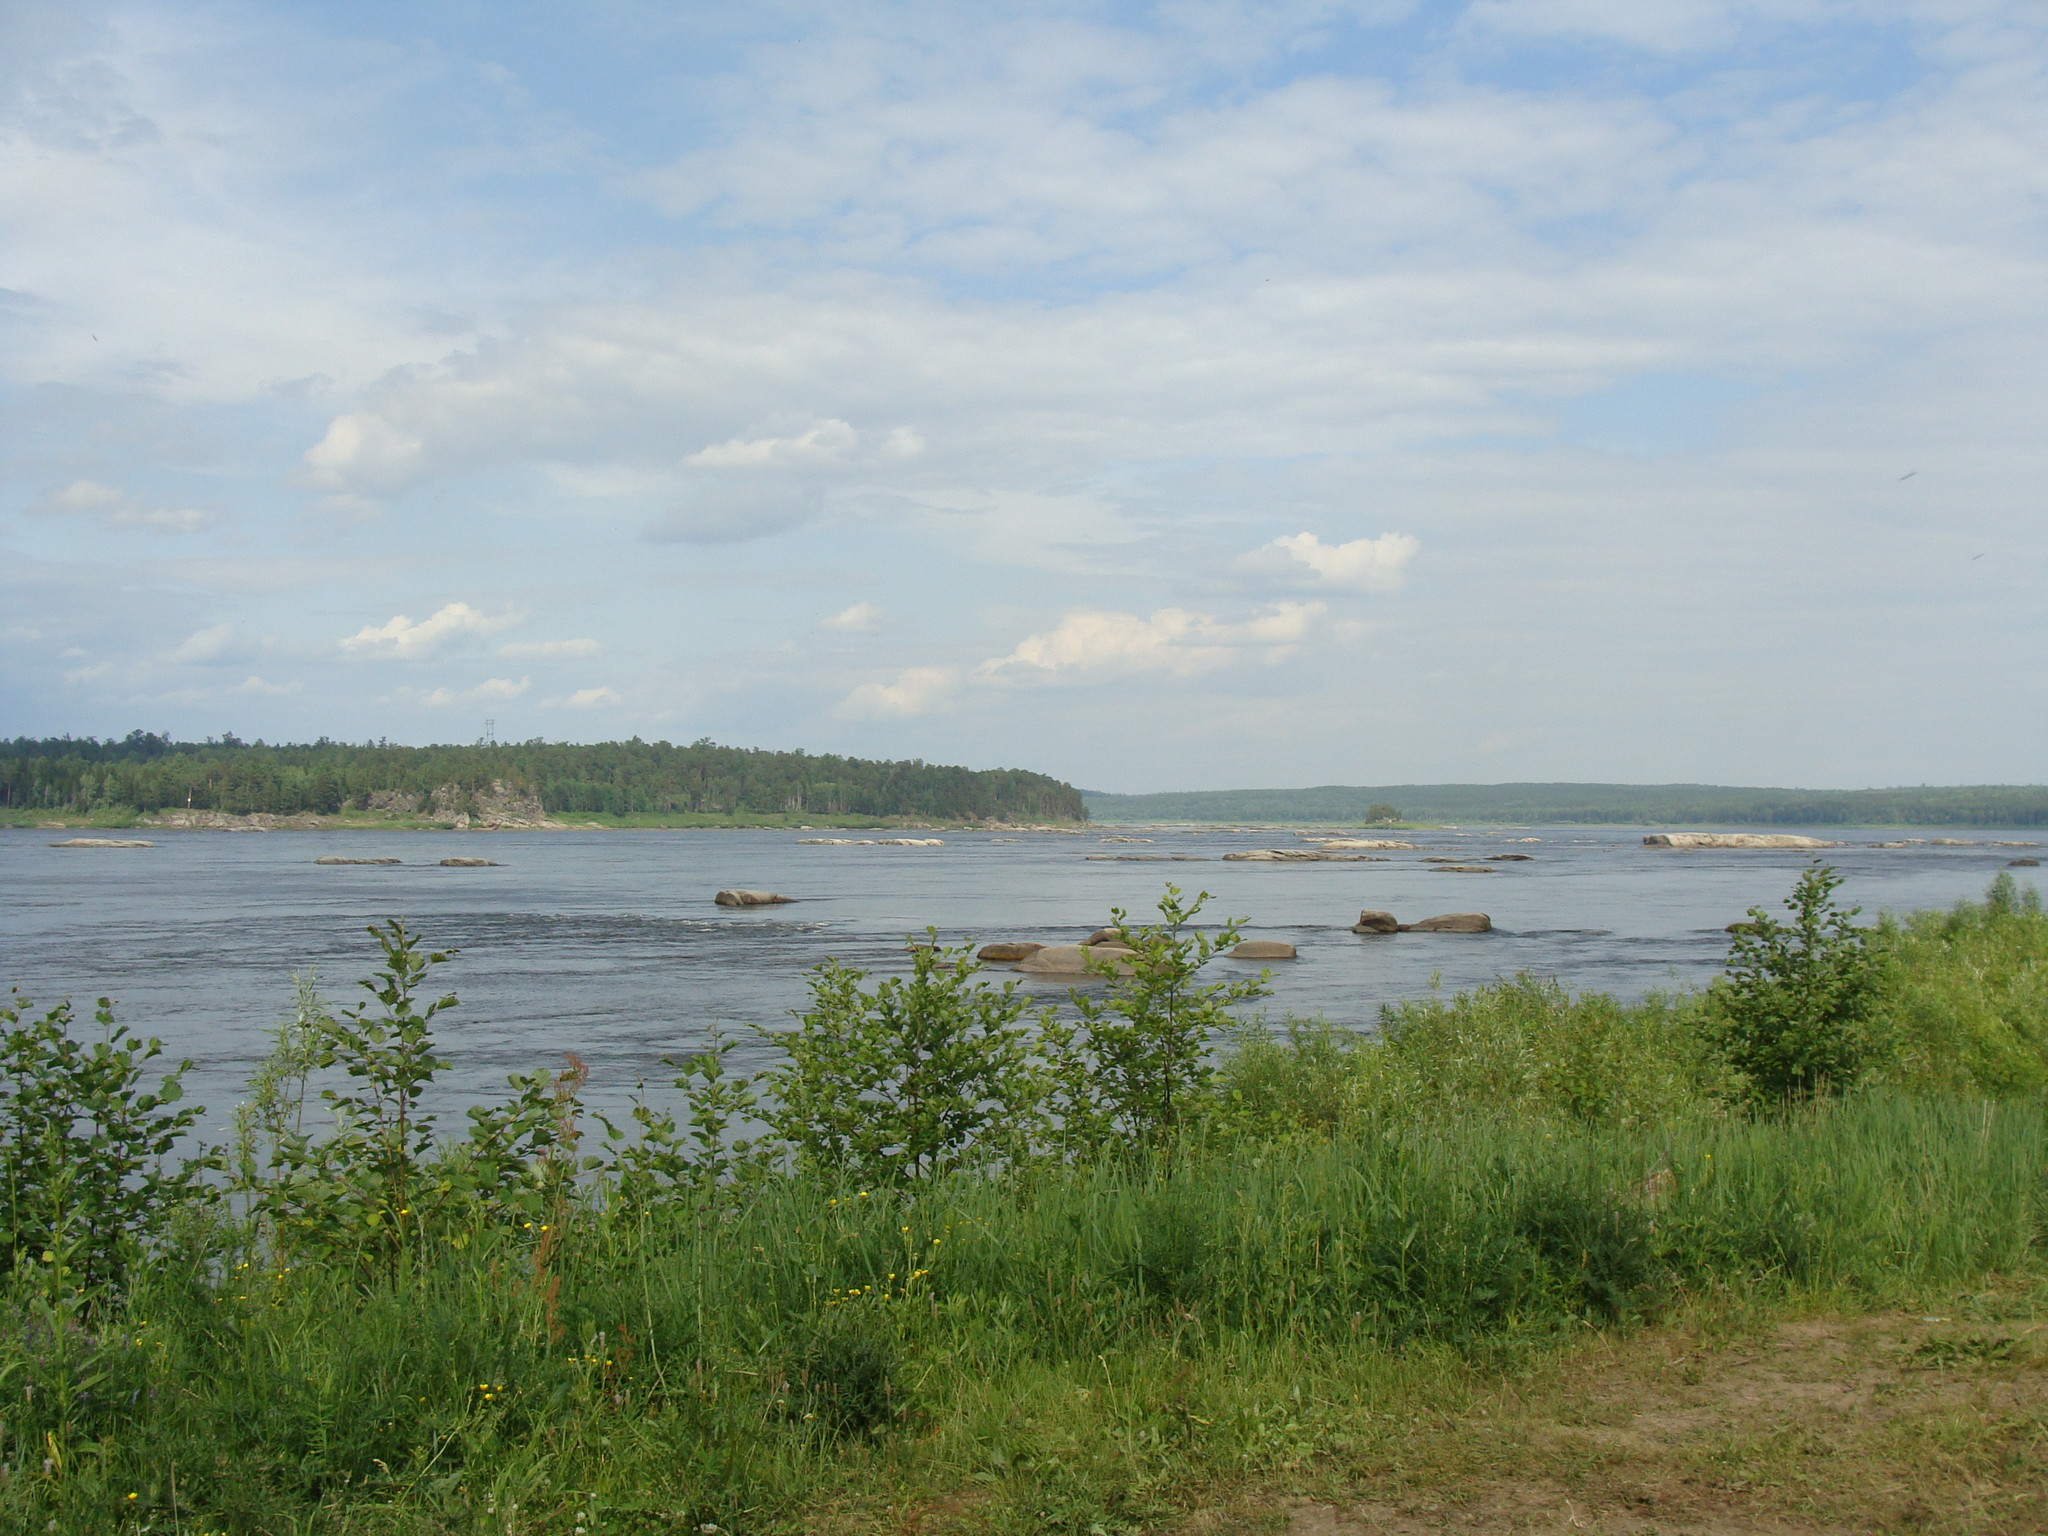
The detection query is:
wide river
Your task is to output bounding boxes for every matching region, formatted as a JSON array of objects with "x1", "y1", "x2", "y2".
[{"x1": 3, "y1": 824, "x2": 2040, "y2": 1126}]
